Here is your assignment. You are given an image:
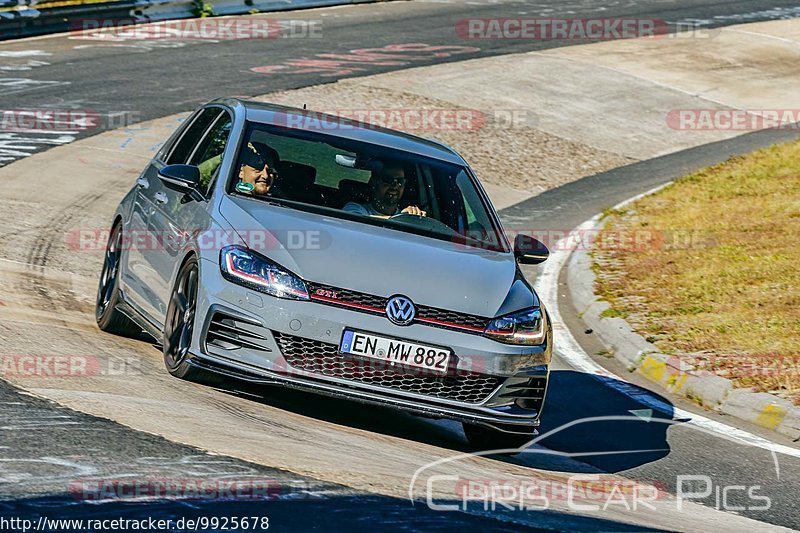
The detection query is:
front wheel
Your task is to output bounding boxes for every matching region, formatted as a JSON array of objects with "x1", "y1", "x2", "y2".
[
  {"x1": 96, "y1": 223, "x2": 141, "y2": 337},
  {"x1": 462, "y1": 422, "x2": 536, "y2": 453},
  {"x1": 163, "y1": 257, "x2": 210, "y2": 383}
]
